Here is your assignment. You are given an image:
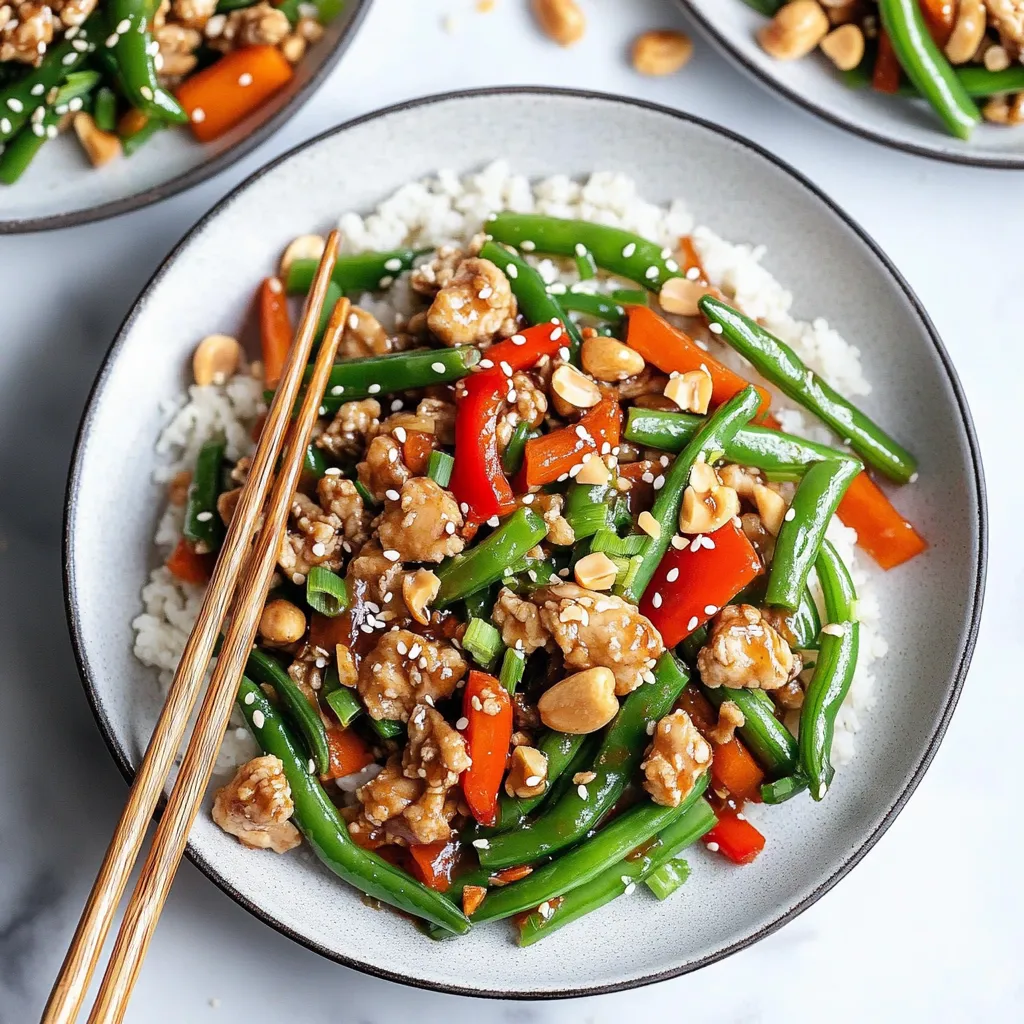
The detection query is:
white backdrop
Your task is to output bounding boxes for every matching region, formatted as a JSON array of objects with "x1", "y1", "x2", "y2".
[{"x1": 0, "y1": 1, "x2": 1020, "y2": 1021}]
